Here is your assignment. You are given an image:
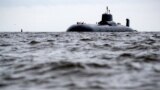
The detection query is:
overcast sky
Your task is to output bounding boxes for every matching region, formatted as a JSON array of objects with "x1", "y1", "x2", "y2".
[{"x1": 0, "y1": 0, "x2": 160, "y2": 32}]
